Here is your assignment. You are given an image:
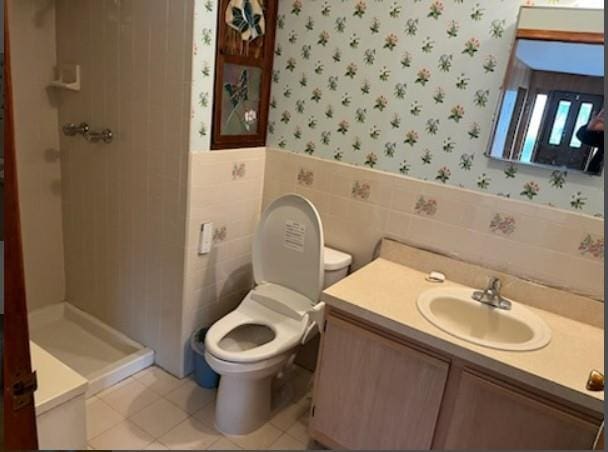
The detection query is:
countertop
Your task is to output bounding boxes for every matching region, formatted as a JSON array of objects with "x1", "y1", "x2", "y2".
[
  {"x1": 30, "y1": 342, "x2": 88, "y2": 416},
  {"x1": 322, "y1": 258, "x2": 604, "y2": 414}
]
